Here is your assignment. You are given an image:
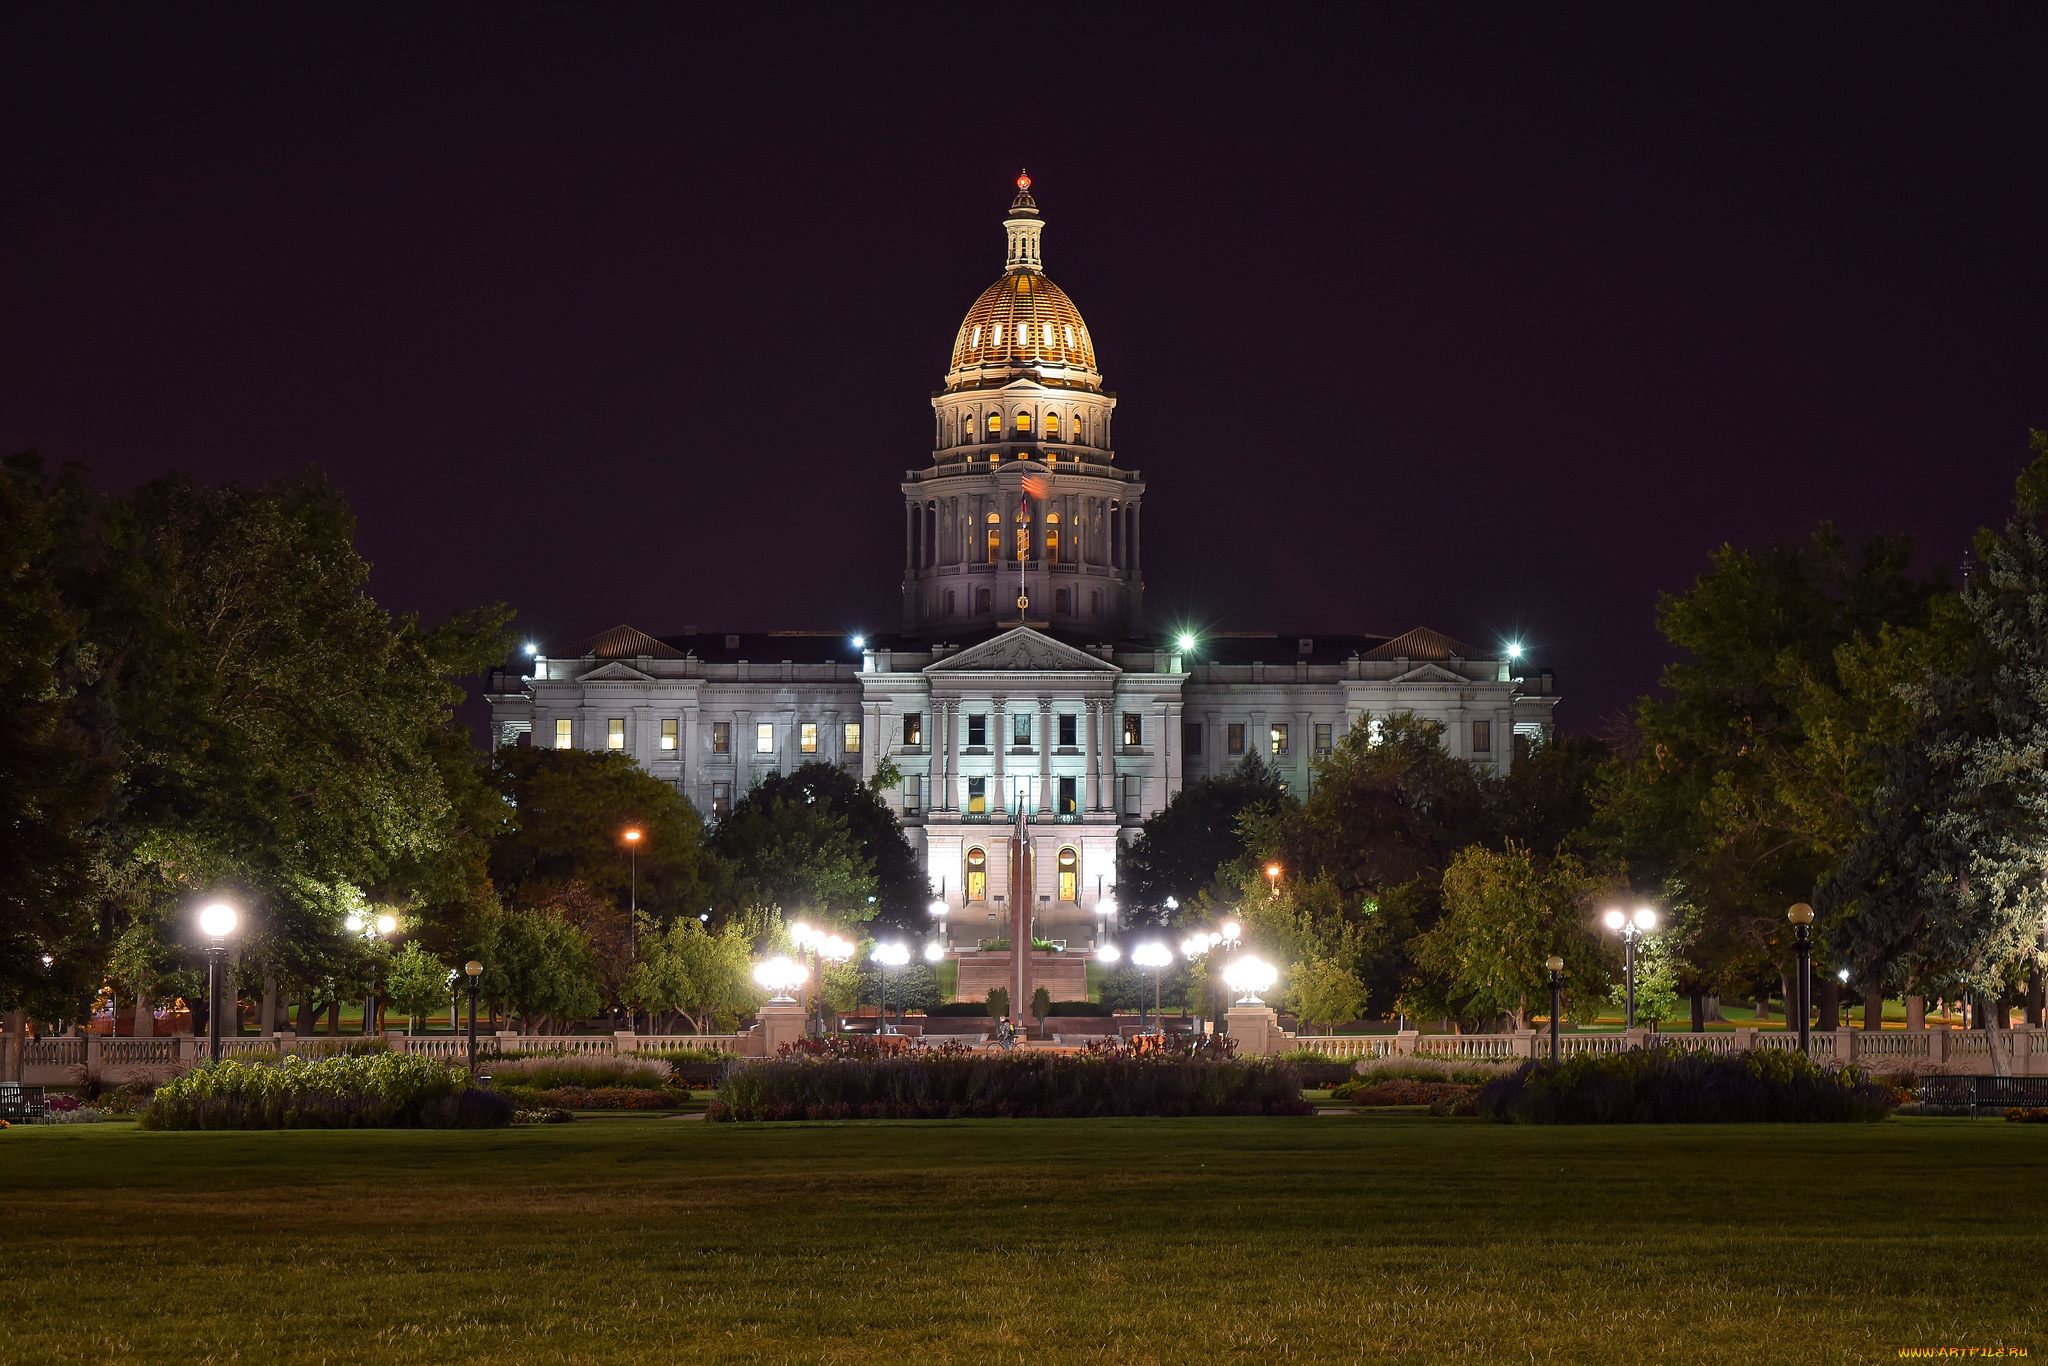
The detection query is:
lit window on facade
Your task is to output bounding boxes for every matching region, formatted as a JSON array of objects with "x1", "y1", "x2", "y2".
[
  {"x1": 608, "y1": 718, "x2": 626, "y2": 750},
  {"x1": 1045, "y1": 411, "x2": 1059, "y2": 436},
  {"x1": 801, "y1": 722, "x2": 818, "y2": 754},
  {"x1": 660, "y1": 718, "x2": 678, "y2": 752},
  {"x1": 843, "y1": 722, "x2": 861, "y2": 754},
  {"x1": 756, "y1": 723, "x2": 774, "y2": 754},
  {"x1": 712, "y1": 721, "x2": 730, "y2": 753},
  {"x1": 1315, "y1": 723, "x2": 1333, "y2": 756},
  {"x1": 970, "y1": 325, "x2": 981, "y2": 347},
  {"x1": 1064, "y1": 324, "x2": 1075, "y2": 348},
  {"x1": 992, "y1": 323, "x2": 1003, "y2": 347},
  {"x1": 904, "y1": 712, "x2": 922, "y2": 747},
  {"x1": 966, "y1": 845, "x2": 987, "y2": 899},
  {"x1": 1058, "y1": 776, "x2": 1078, "y2": 815},
  {"x1": 987, "y1": 411, "x2": 1001, "y2": 434},
  {"x1": 1058, "y1": 847, "x2": 1078, "y2": 899},
  {"x1": 967, "y1": 778, "x2": 987, "y2": 815},
  {"x1": 1122, "y1": 713, "x2": 1142, "y2": 747},
  {"x1": 1015, "y1": 411, "x2": 1032, "y2": 432},
  {"x1": 1042, "y1": 322, "x2": 1054, "y2": 347},
  {"x1": 555, "y1": 718, "x2": 573, "y2": 750},
  {"x1": 1271, "y1": 723, "x2": 1288, "y2": 755},
  {"x1": 1013, "y1": 711, "x2": 1031, "y2": 747}
]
